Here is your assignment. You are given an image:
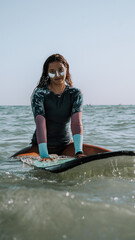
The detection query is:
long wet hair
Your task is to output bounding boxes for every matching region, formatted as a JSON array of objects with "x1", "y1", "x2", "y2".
[{"x1": 36, "y1": 54, "x2": 73, "y2": 88}]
